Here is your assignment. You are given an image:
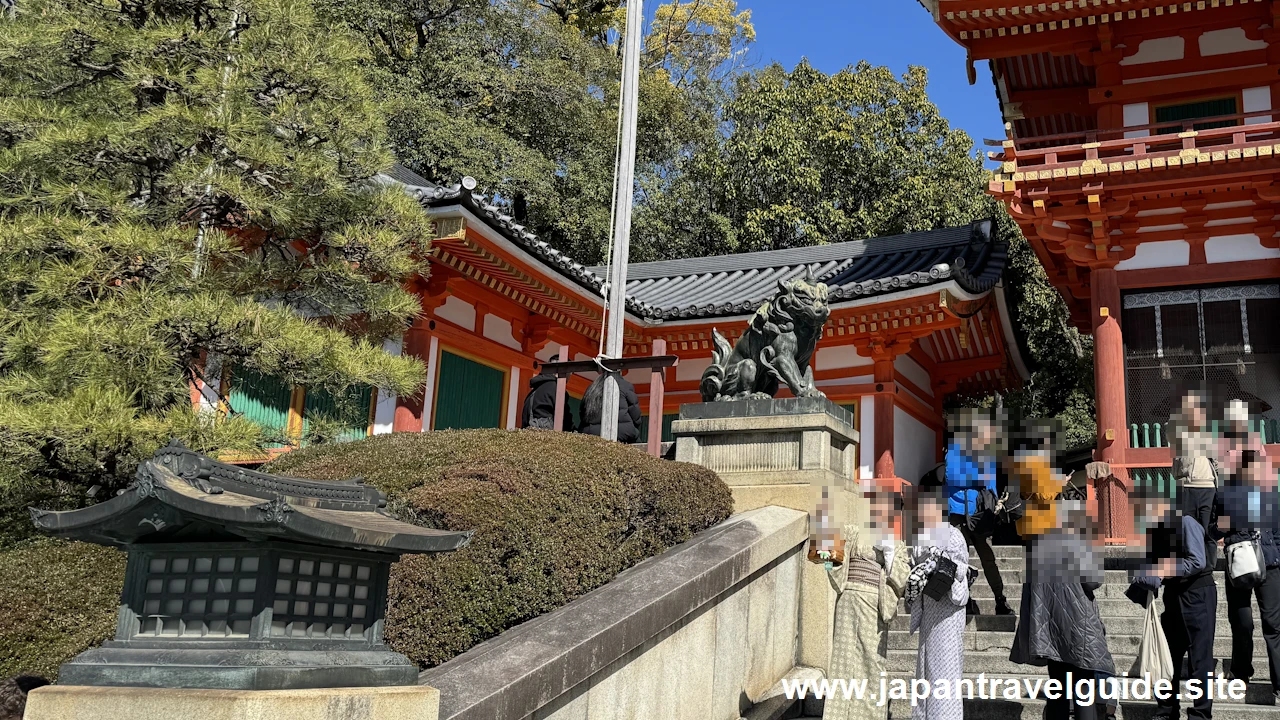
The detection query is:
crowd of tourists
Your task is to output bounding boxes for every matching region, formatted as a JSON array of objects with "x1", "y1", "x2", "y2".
[{"x1": 817, "y1": 390, "x2": 1279, "y2": 720}]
